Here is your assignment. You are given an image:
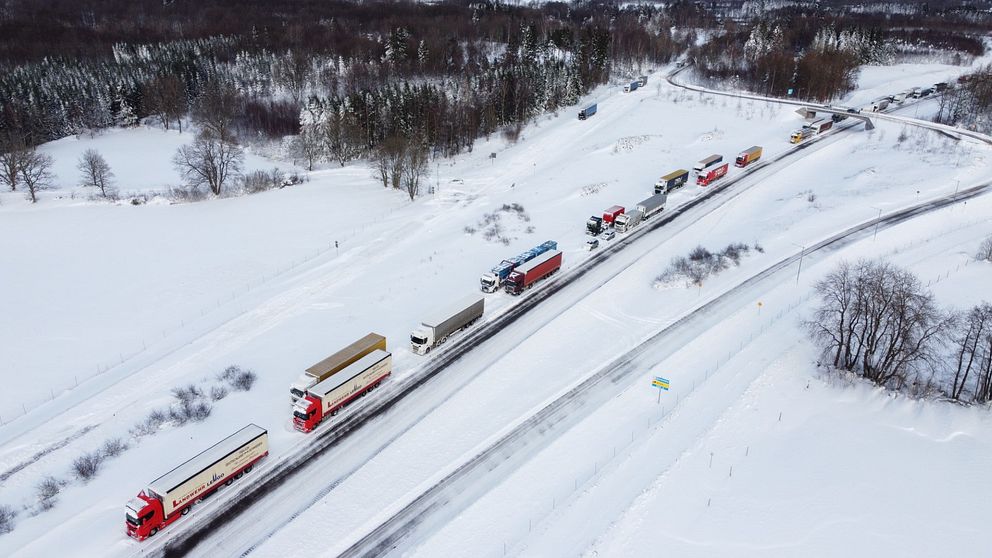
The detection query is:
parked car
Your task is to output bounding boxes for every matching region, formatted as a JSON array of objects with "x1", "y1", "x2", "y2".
[
  {"x1": 585, "y1": 239, "x2": 599, "y2": 251},
  {"x1": 601, "y1": 229, "x2": 615, "y2": 241}
]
